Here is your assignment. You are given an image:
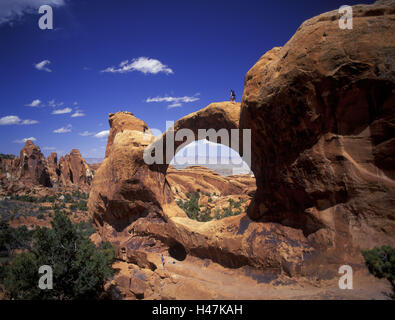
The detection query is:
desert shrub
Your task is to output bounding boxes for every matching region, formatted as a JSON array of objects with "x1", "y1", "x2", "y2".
[
  {"x1": 222, "y1": 206, "x2": 234, "y2": 218},
  {"x1": 77, "y1": 200, "x2": 88, "y2": 211},
  {"x1": 198, "y1": 207, "x2": 212, "y2": 222},
  {"x1": 64, "y1": 193, "x2": 73, "y2": 203},
  {"x1": 0, "y1": 222, "x2": 34, "y2": 282},
  {"x1": 11, "y1": 195, "x2": 37, "y2": 203},
  {"x1": 37, "y1": 213, "x2": 45, "y2": 220},
  {"x1": 77, "y1": 220, "x2": 96, "y2": 237},
  {"x1": 53, "y1": 202, "x2": 66, "y2": 210},
  {"x1": 72, "y1": 191, "x2": 89, "y2": 200},
  {"x1": 214, "y1": 208, "x2": 221, "y2": 220},
  {"x1": 1, "y1": 212, "x2": 115, "y2": 300},
  {"x1": 69, "y1": 200, "x2": 87, "y2": 211},
  {"x1": 362, "y1": 245, "x2": 395, "y2": 299},
  {"x1": 177, "y1": 192, "x2": 211, "y2": 221},
  {"x1": 0, "y1": 154, "x2": 14, "y2": 160},
  {"x1": 37, "y1": 195, "x2": 56, "y2": 203},
  {"x1": 234, "y1": 201, "x2": 242, "y2": 209}
]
